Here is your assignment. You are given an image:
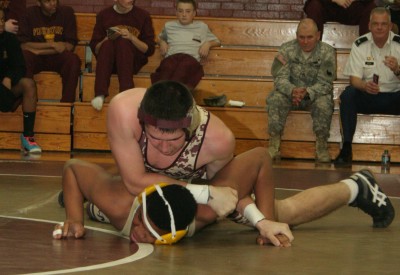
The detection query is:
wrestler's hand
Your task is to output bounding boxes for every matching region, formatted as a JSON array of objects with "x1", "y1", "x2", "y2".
[
  {"x1": 52, "y1": 221, "x2": 85, "y2": 239},
  {"x1": 207, "y1": 186, "x2": 238, "y2": 217},
  {"x1": 255, "y1": 219, "x2": 294, "y2": 247}
]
